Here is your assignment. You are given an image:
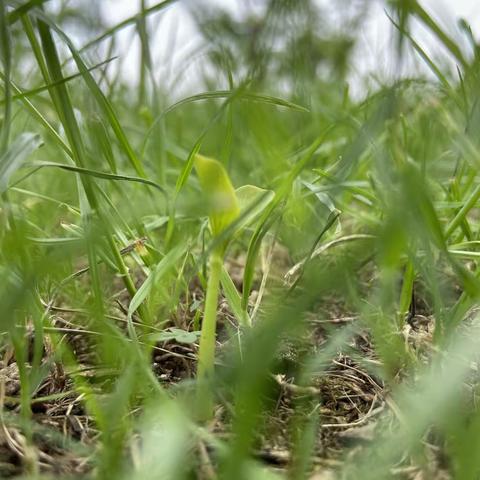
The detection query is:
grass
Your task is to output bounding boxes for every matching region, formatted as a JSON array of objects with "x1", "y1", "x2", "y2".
[{"x1": 1, "y1": 0, "x2": 480, "y2": 479}]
